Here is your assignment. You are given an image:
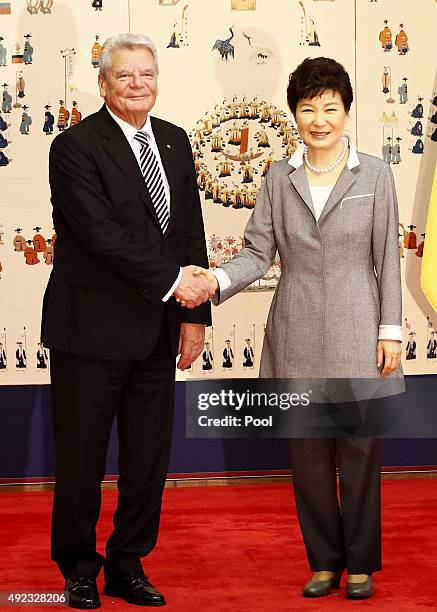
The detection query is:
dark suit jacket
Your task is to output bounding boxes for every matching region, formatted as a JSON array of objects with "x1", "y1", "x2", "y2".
[{"x1": 42, "y1": 105, "x2": 211, "y2": 360}]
